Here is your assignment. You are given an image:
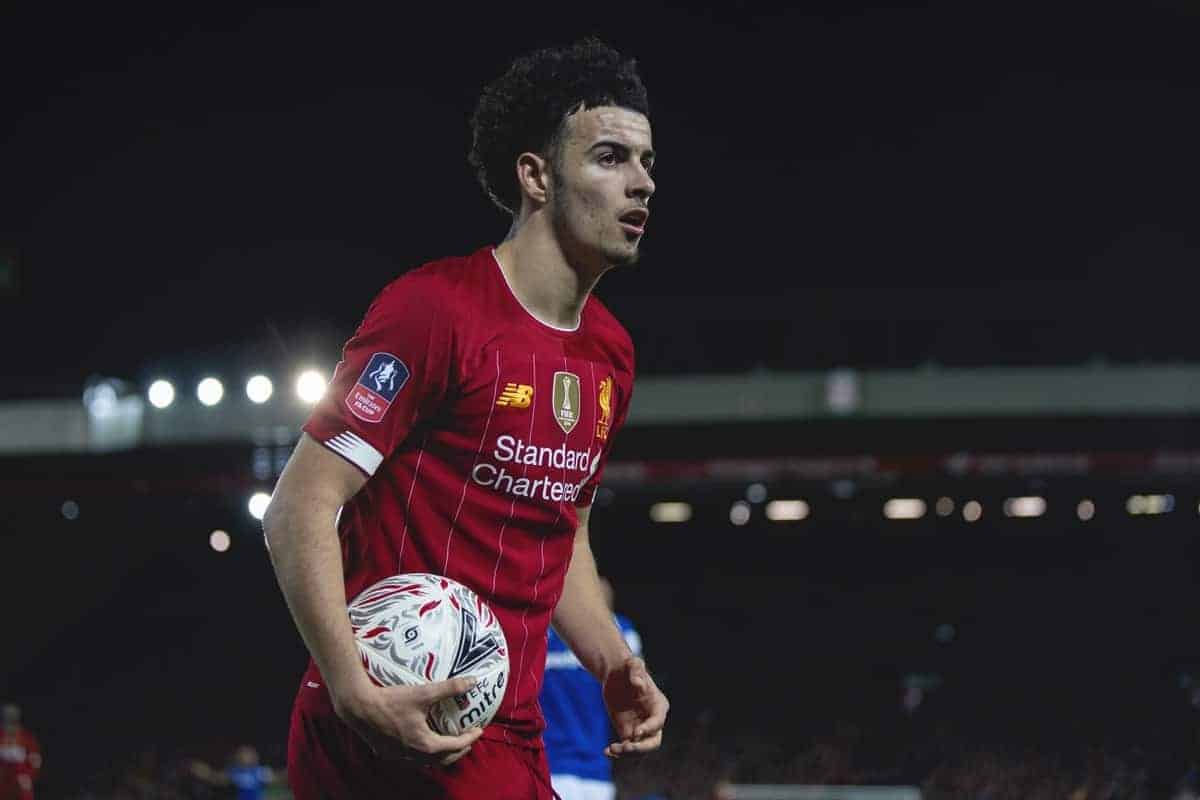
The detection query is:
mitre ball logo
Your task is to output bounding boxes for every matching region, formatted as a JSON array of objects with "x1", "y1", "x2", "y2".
[{"x1": 346, "y1": 352, "x2": 409, "y2": 423}]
